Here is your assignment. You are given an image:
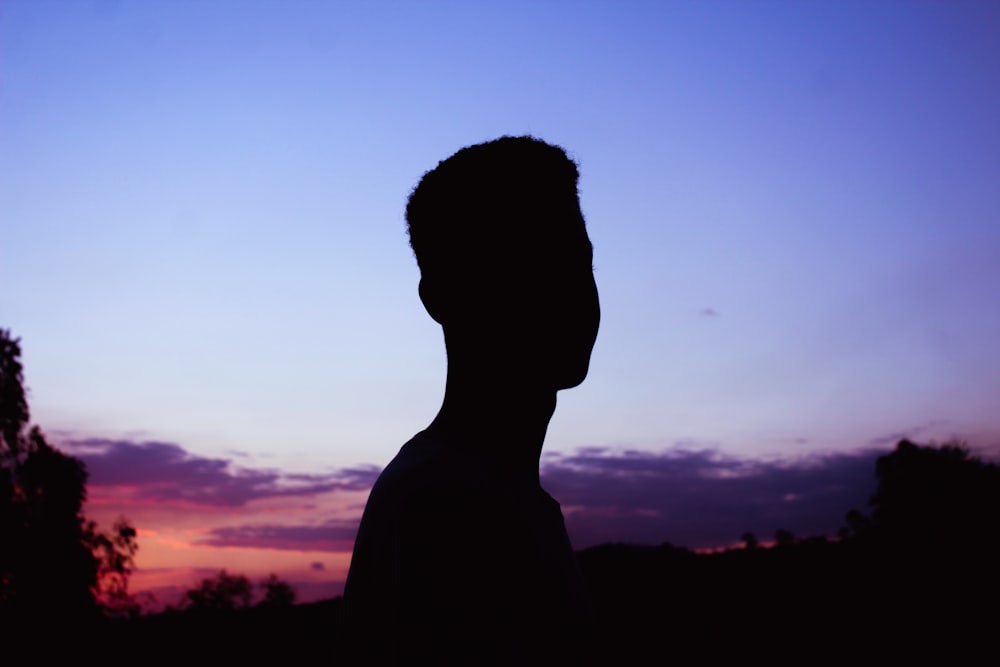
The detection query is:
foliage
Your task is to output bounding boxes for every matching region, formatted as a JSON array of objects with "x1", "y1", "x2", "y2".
[
  {"x1": 872, "y1": 439, "x2": 1000, "y2": 548},
  {"x1": 90, "y1": 517, "x2": 141, "y2": 617},
  {"x1": 179, "y1": 570, "x2": 298, "y2": 612},
  {"x1": 259, "y1": 573, "x2": 296, "y2": 608},
  {"x1": 1, "y1": 424, "x2": 97, "y2": 620},
  {"x1": 840, "y1": 508, "x2": 872, "y2": 539},
  {"x1": 0, "y1": 329, "x2": 29, "y2": 456},
  {"x1": 0, "y1": 328, "x2": 139, "y2": 621},
  {"x1": 843, "y1": 438, "x2": 1000, "y2": 554},
  {"x1": 182, "y1": 570, "x2": 255, "y2": 612},
  {"x1": 774, "y1": 528, "x2": 795, "y2": 547}
]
